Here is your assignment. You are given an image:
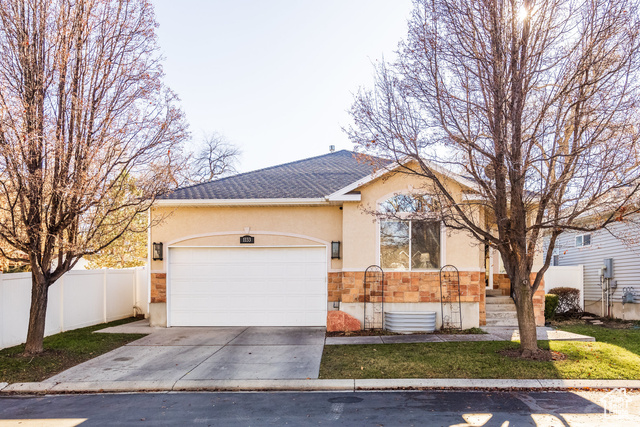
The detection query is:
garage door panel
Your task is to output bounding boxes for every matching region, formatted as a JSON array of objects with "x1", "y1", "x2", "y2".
[
  {"x1": 169, "y1": 247, "x2": 327, "y2": 327},
  {"x1": 170, "y1": 265, "x2": 215, "y2": 280}
]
